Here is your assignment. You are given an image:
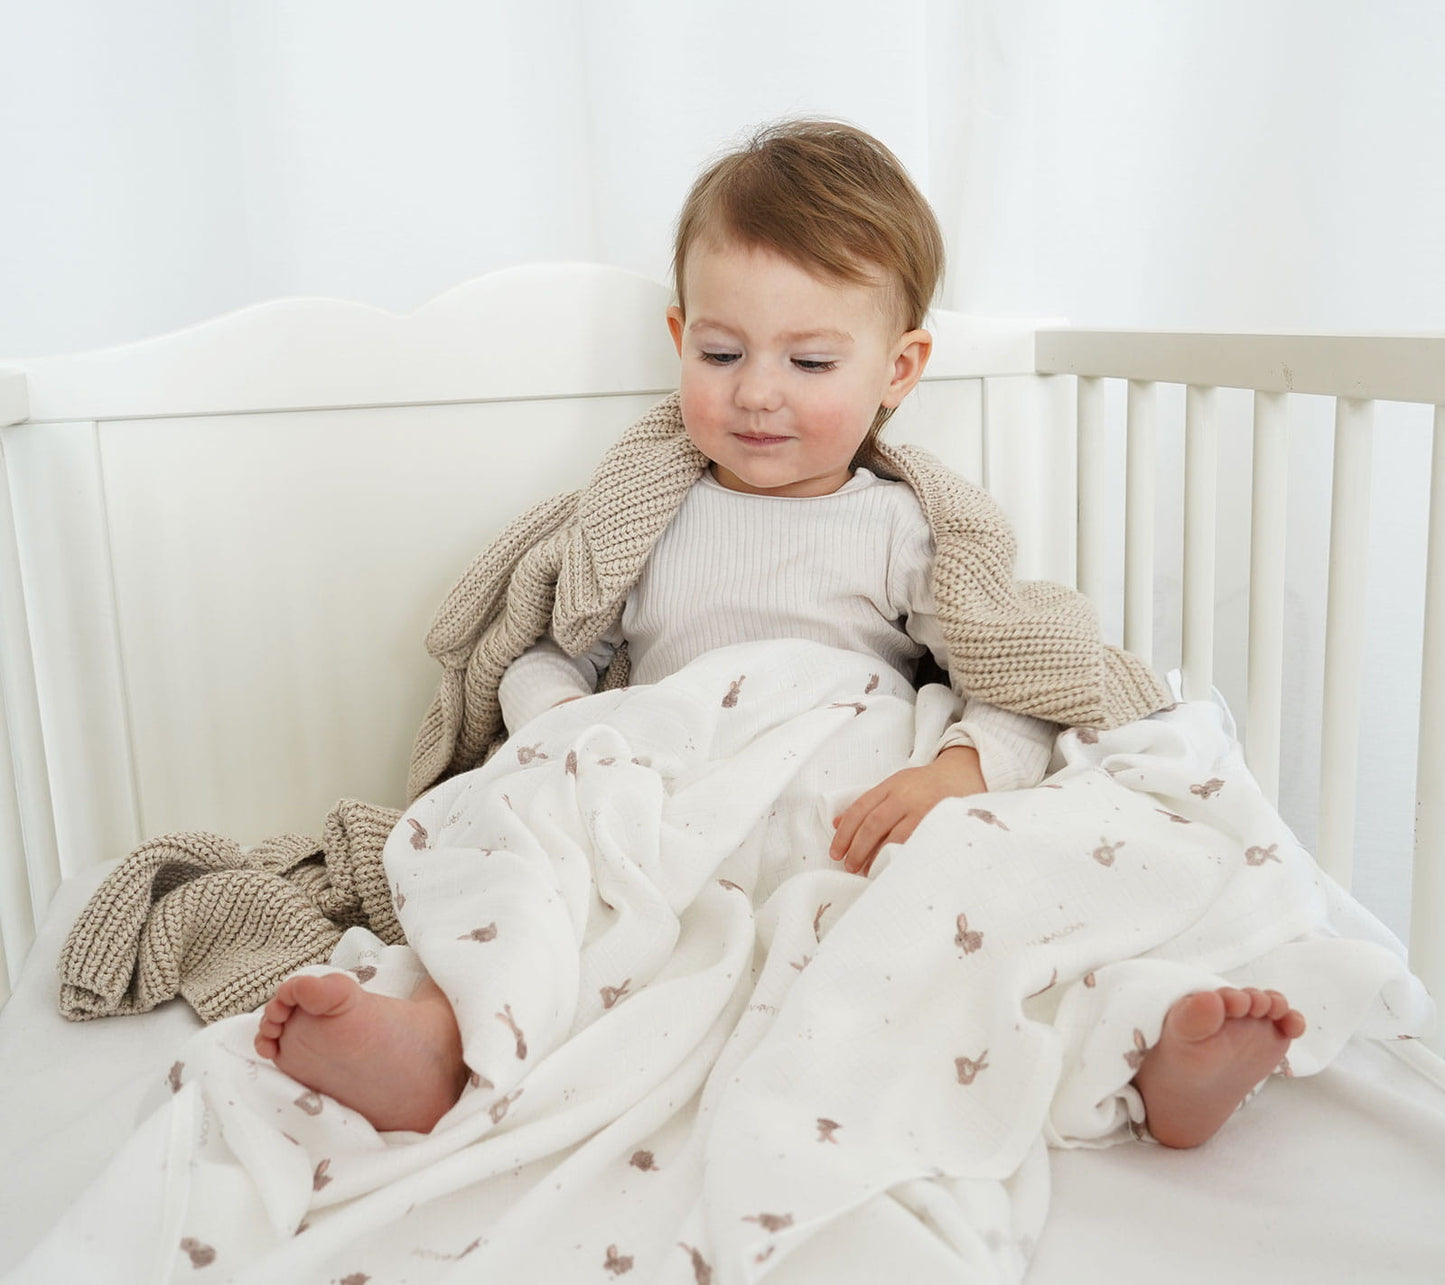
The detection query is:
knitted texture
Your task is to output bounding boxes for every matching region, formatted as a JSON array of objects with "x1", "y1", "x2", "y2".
[
  {"x1": 59, "y1": 799, "x2": 402, "y2": 1023},
  {"x1": 407, "y1": 392, "x2": 1170, "y2": 799}
]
